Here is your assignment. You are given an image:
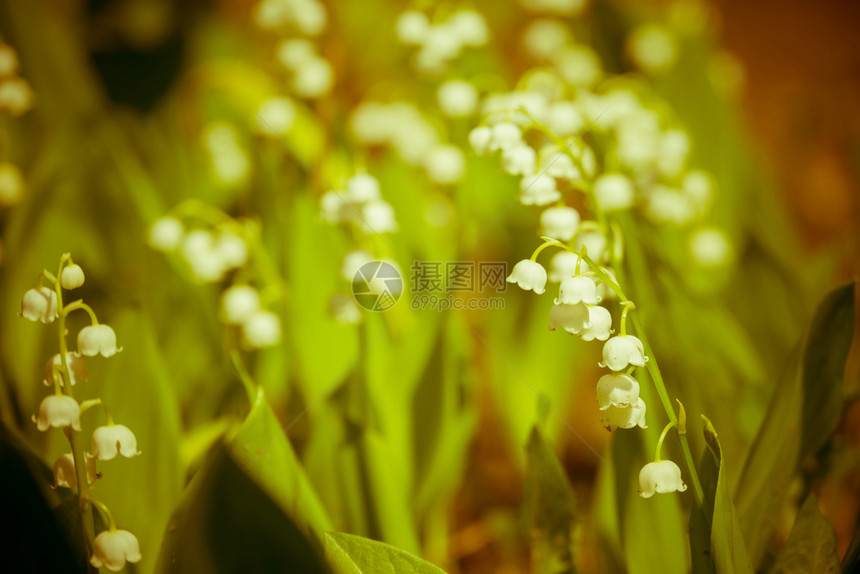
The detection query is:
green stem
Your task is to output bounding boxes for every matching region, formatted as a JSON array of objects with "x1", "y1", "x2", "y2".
[
  {"x1": 63, "y1": 300, "x2": 99, "y2": 325},
  {"x1": 53, "y1": 254, "x2": 96, "y2": 556},
  {"x1": 654, "y1": 421, "x2": 677, "y2": 462},
  {"x1": 89, "y1": 498, "x2": 117, "y2": 531}
]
